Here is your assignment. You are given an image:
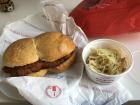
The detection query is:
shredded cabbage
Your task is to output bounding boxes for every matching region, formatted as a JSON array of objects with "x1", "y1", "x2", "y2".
[{"x1": 86, "y1": 48, "x2": 127, "y2": 75}]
